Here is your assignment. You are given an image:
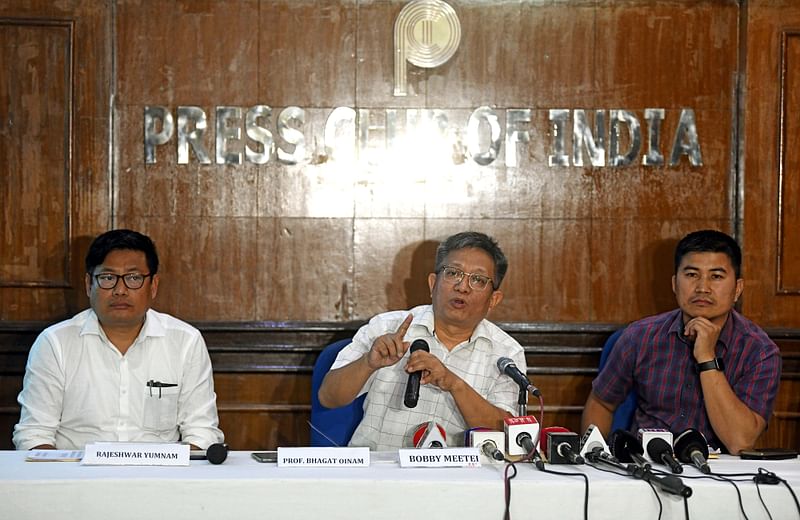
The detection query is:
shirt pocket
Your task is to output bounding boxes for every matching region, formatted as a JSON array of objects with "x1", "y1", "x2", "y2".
[{"x1": 142, "y1": 384, "x2": 180, "y2": 432}]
